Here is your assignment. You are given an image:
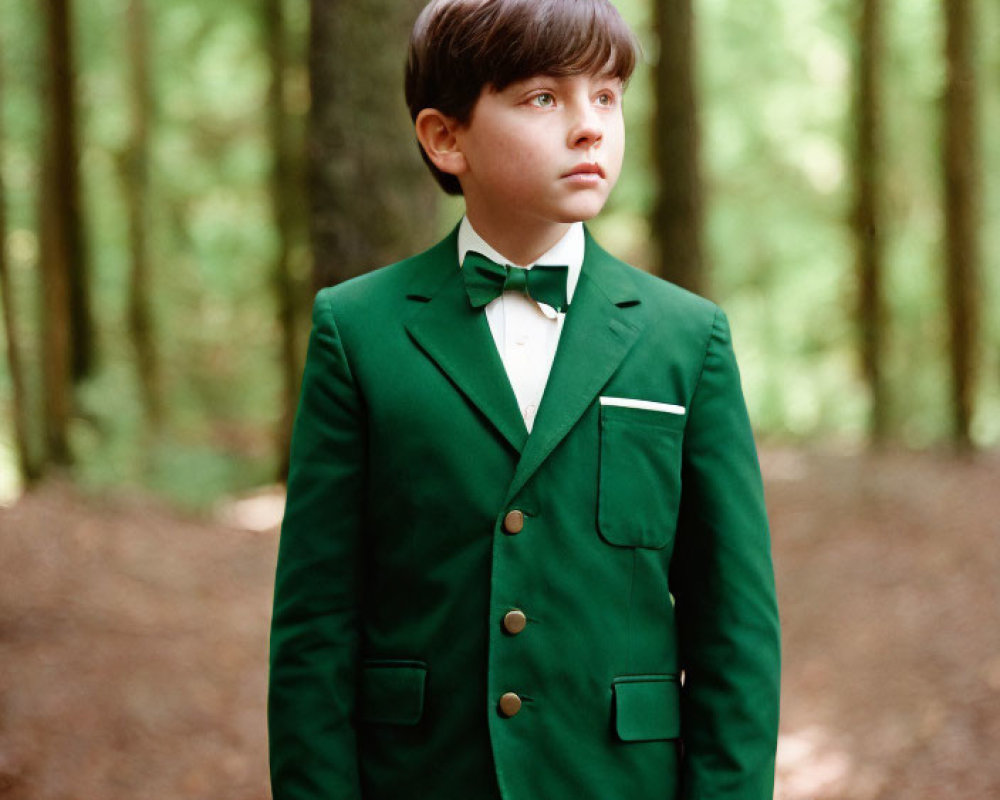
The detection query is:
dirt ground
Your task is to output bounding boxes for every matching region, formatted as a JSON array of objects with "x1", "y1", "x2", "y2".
[{"x1": 0, "y1": 446, "x2": 997, "y2": 799}]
